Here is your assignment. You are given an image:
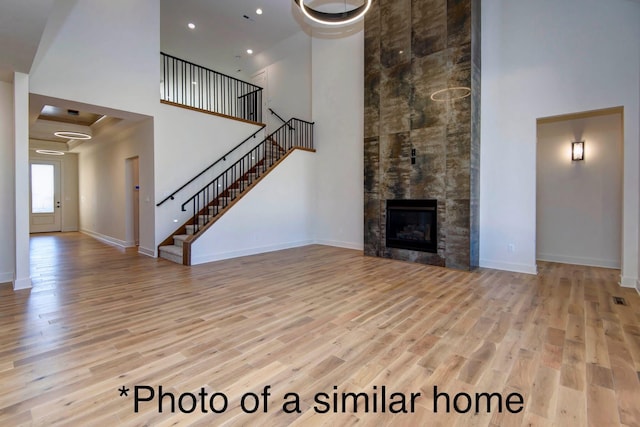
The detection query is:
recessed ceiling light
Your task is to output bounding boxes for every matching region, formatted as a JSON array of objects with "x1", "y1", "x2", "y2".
[
  {"x1": 246, "y1": 49, "x2": 253, "y2": 55},
  {"x1": 188, "y1": 22, "x2": 195, "y2": 29},
  {"x1": 256, "y1": 8, "x2": 263, "y2": 15}
]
